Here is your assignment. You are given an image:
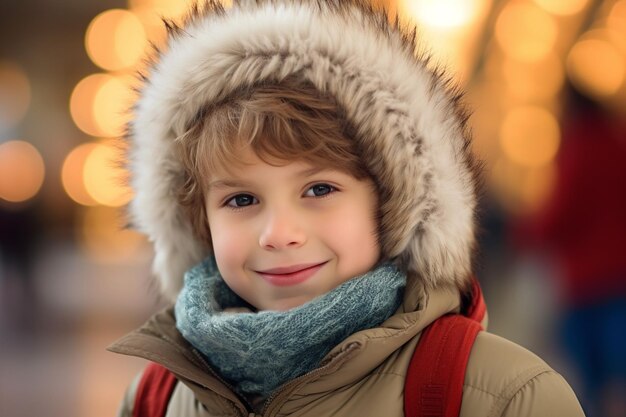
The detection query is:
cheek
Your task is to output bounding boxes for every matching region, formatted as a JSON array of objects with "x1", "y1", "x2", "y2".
[
  {"x1": 208, "y1": 217, "x2": 256, "y2": 303},
  {"x1": 324, "y1": 202, "x2": 380, "y2": 269},
  {"x1": 208, "y1": 215, "x2": 246, "y2": 271}
]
